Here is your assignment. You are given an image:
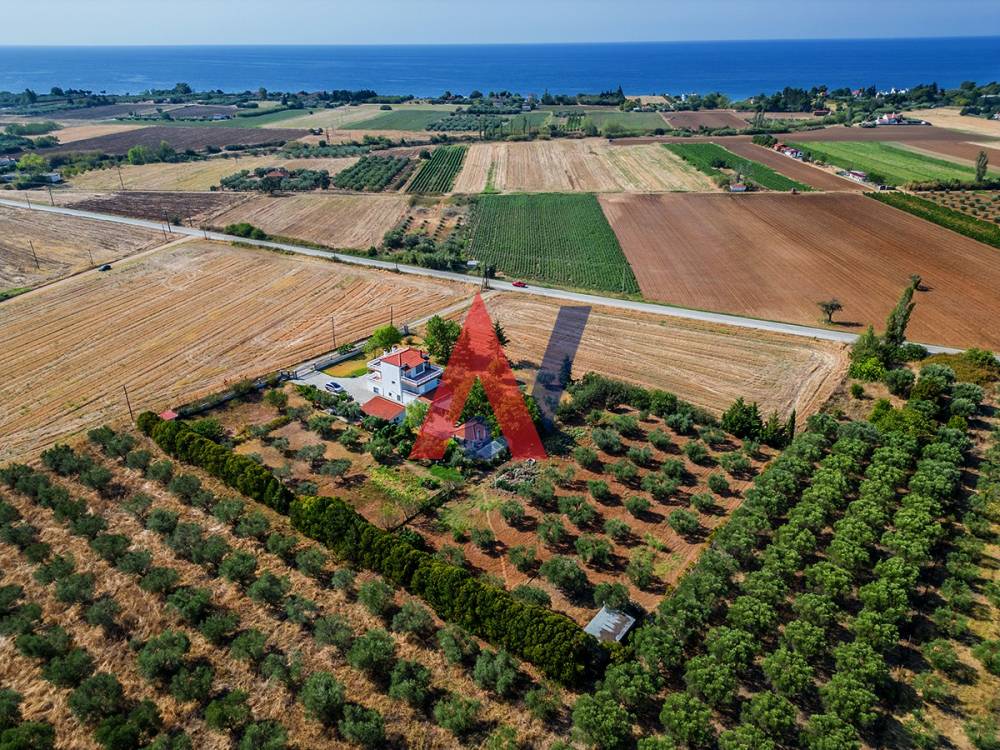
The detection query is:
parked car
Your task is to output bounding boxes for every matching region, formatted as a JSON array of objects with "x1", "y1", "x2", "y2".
[
  {"x1": 511, "y1": 280, "x2": 528, "y2": 288},
  {"x1": 98, "y1": 264, "x2": 112, "y2": 272},
  {"x1": 324, "y1": 381, "x2": 344, "y2": 393}
]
